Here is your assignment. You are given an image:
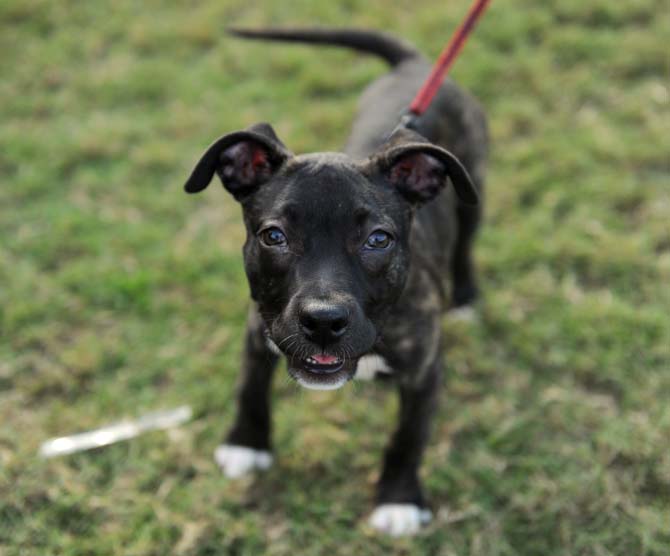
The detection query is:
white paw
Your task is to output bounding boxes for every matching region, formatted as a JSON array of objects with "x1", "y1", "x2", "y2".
[
  {"x1": 213, "y1": 444, "x2": 273, "y2": 479},
  {"x1": 369, "y1": 504, "x2": 432, "y2": 537},
  {"x1": 447, "y1": 305, "x2": 477, "y2": 322}
]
